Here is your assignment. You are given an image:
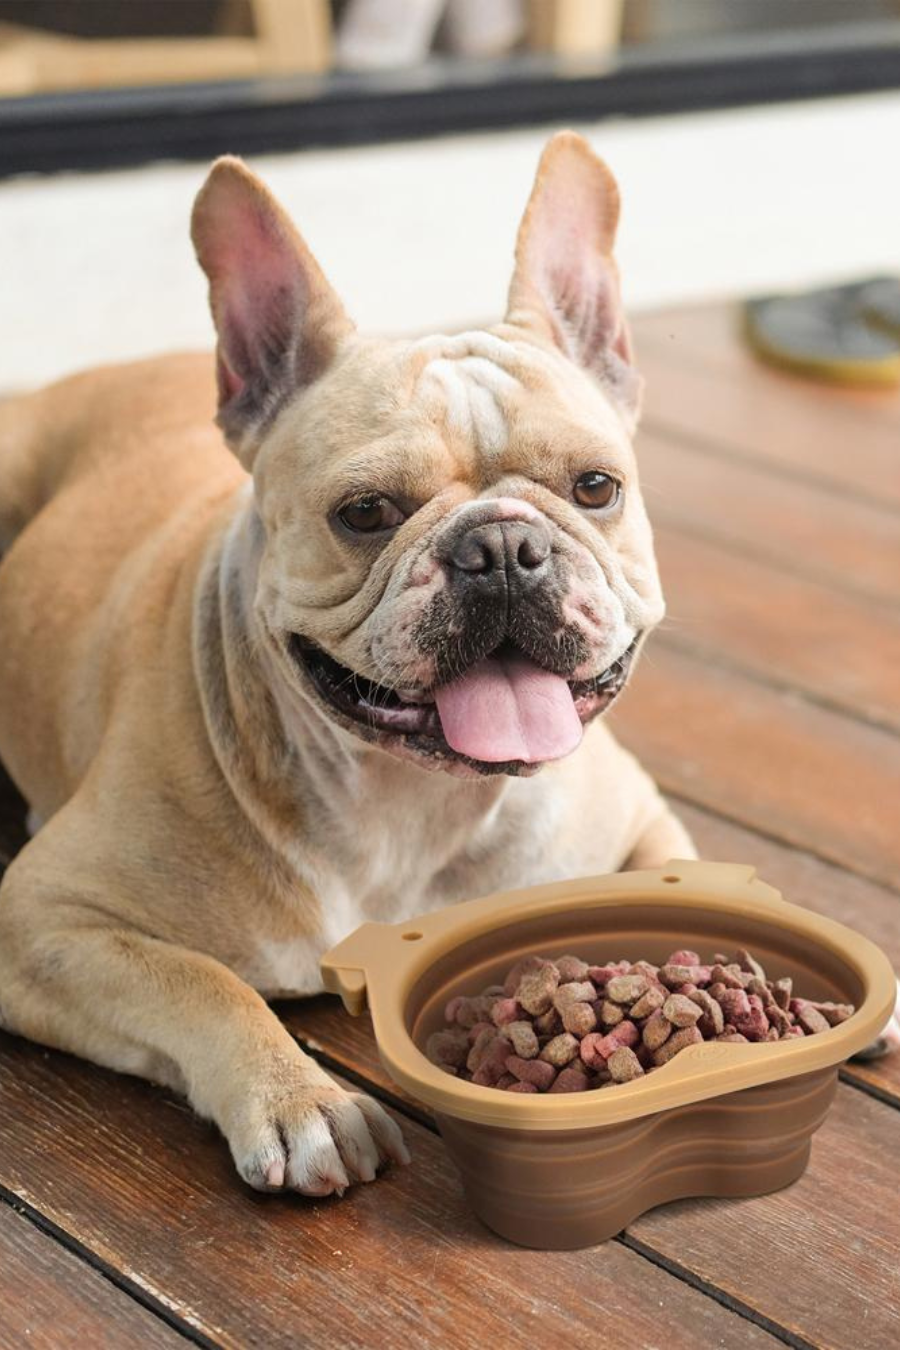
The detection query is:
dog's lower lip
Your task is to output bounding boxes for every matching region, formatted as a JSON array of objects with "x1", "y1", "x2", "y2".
[{"x1": 287, "y1": 634, "x2": 638, "y2": 767}]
